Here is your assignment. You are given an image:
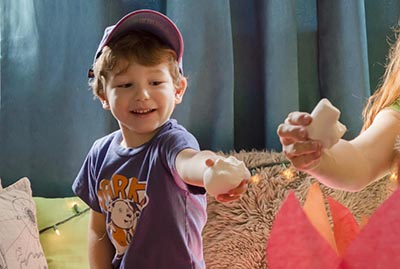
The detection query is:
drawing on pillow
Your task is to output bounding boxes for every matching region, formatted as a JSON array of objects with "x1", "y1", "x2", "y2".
[{"x1": 0, "y1": 178, "x2": 48, "y2": 268}]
